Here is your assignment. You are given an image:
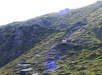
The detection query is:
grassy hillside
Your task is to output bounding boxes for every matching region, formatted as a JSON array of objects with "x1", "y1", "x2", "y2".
[{"x1": 0, "y1": 1, "x2": 102, "y2": 75}]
